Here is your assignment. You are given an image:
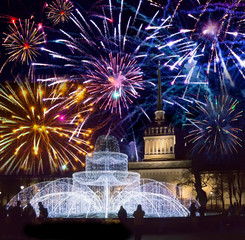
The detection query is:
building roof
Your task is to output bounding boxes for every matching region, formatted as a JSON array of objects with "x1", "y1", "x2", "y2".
[{"x1": 144, "y1": 62, "x2": 174, "y2": 136}]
